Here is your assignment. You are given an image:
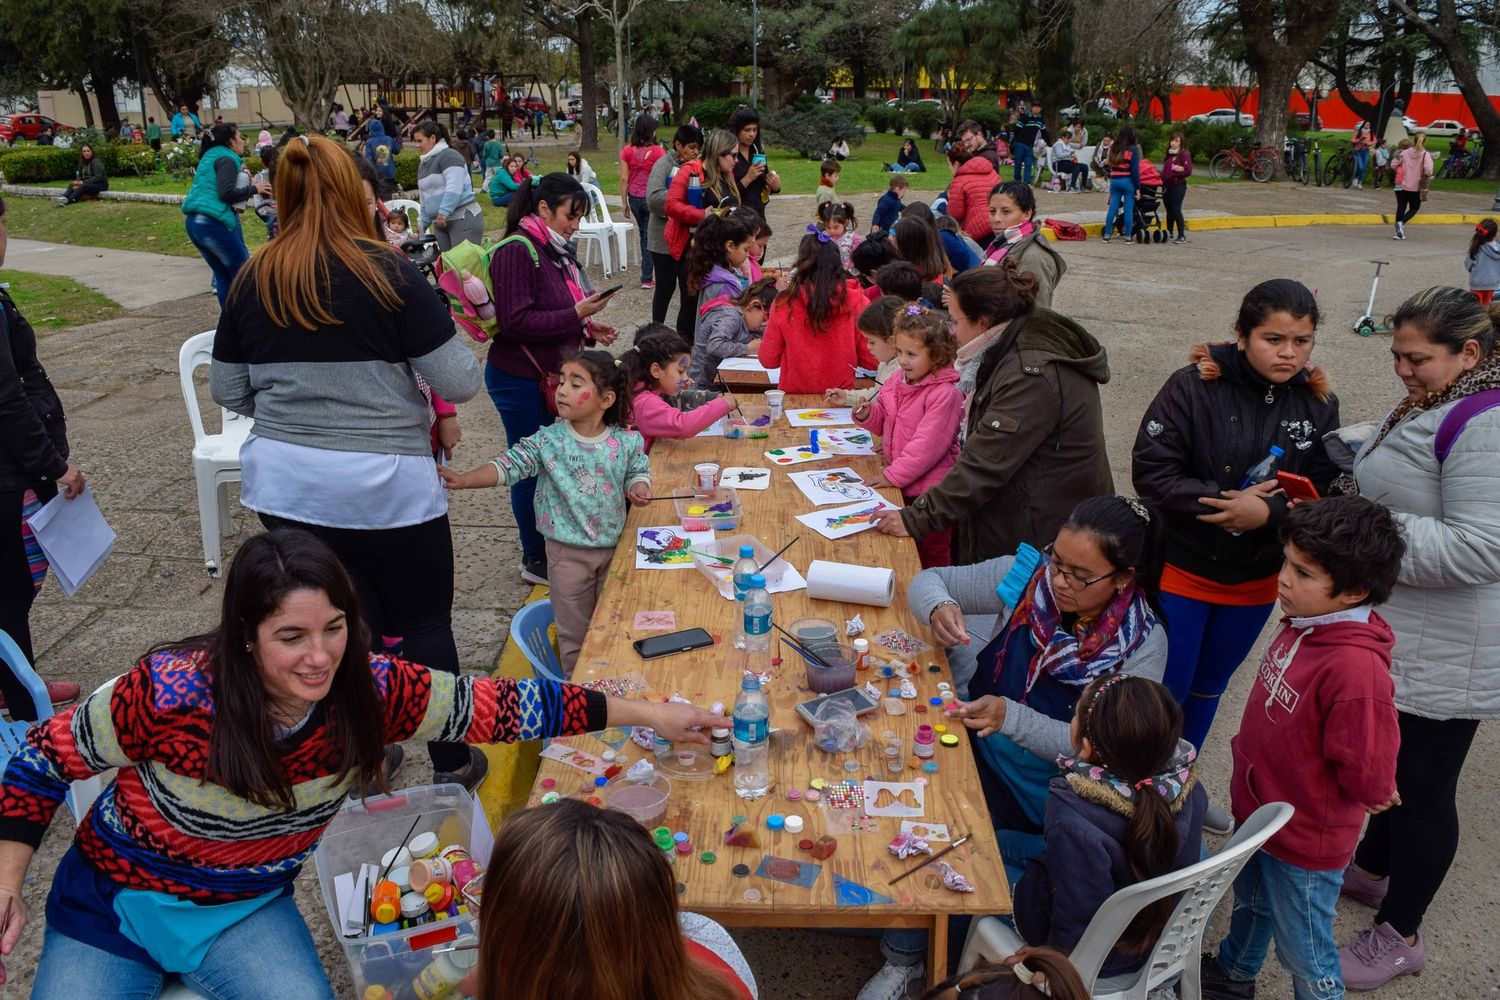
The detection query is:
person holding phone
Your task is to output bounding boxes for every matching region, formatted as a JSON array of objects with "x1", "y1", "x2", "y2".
[
  {"x1": 1131, "y1": 279, "x2": 1341, "y2": 792},
  {"x1": 729, "y1": 106, "x2": 780, "y2": 219}
]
